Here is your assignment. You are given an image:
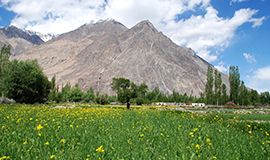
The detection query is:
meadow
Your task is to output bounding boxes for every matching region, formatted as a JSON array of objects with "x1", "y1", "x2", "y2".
[{"x1": 0, "y1": 104, "x2": 269, "y2": 160}]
